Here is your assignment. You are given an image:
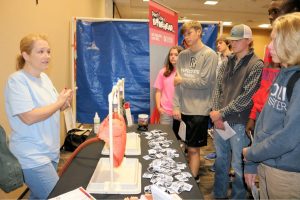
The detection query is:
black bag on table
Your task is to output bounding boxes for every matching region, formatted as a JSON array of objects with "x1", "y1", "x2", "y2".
[
  {"x1": 60, "y1": 129, "x2": 90, "y2": 152},
  {"x1": 0, "y1": 125, "x2": 24, "y2": 193}
]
